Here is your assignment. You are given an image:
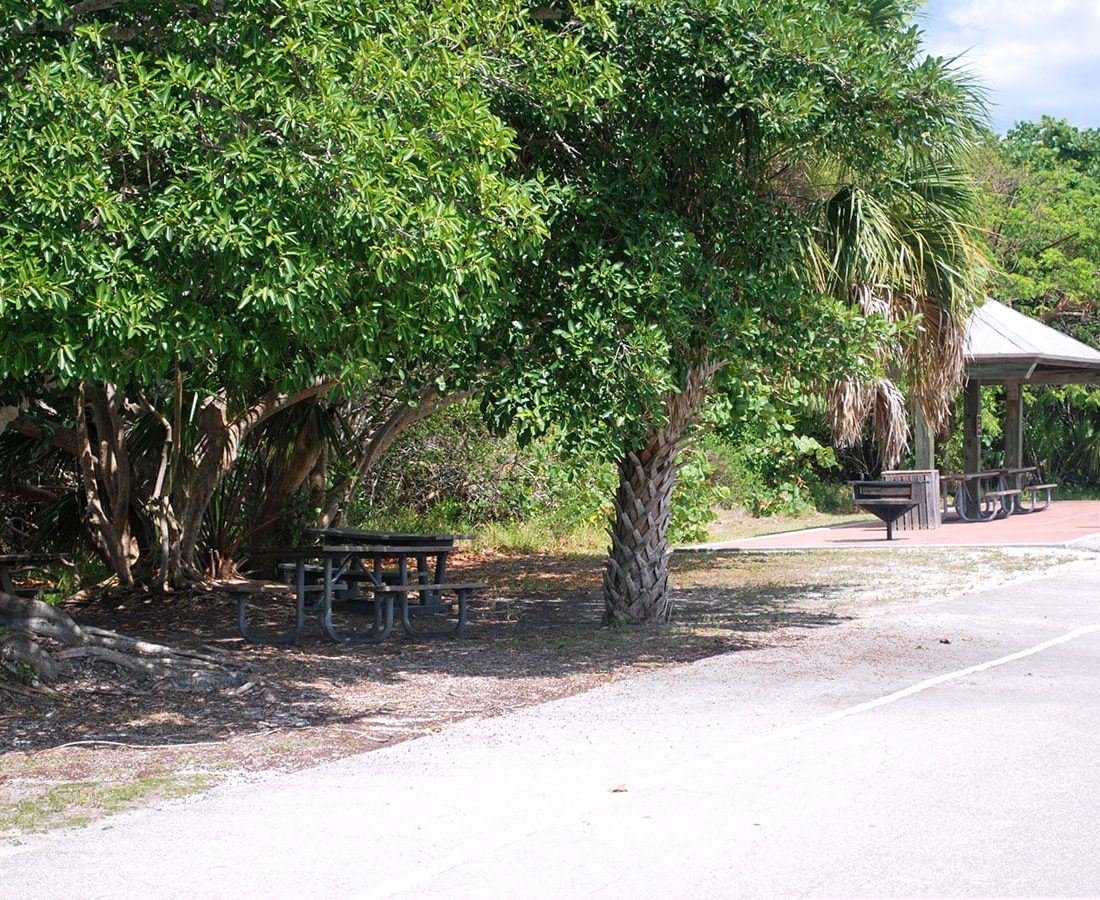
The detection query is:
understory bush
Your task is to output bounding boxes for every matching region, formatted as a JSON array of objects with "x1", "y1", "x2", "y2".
[
  {"x1": 345, "y1": 403, "x2": 733, "y2": 544},
  {"x1": 697, "y1": 384, "x2": 848, "y2": 518},
  {"x1": 1024, "y1": 385, "x2": 1100, "y2": 489}
]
